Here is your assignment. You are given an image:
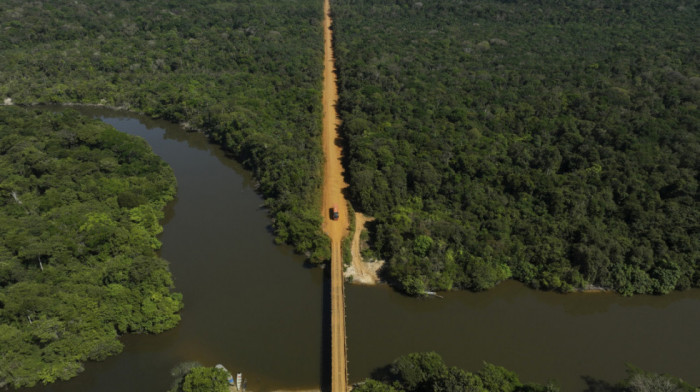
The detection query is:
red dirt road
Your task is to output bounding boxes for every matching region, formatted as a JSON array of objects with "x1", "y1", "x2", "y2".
[{"x1": 321, "y1": 0, "x2": 349, "y2": 391}]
